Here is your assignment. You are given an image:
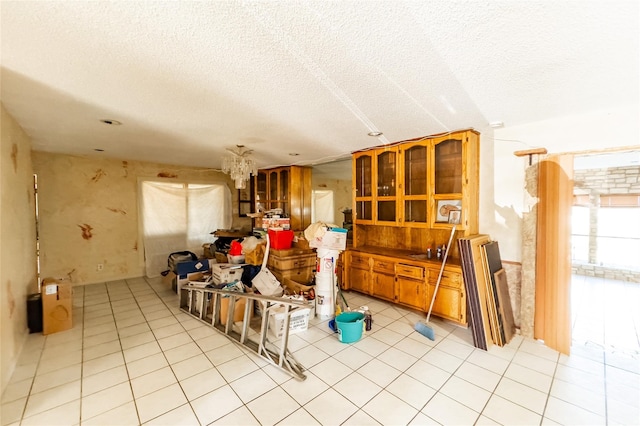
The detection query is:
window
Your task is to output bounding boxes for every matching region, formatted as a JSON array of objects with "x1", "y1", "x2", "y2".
[
  {"x1": 312, "y1": 190, "x2": 335, "y2": 224},
  {"x1": 139, "y1": 180, "x2": 232, "y2": 277},
  {"x1": 597, "y1": 204, "x2": 640, "y2": 270},
  {"x1": 571, "y1": 205, "x2": 590, "y2": 263},
  {"x1": 571, "y1": 193, "x2": 640, "y2": 270}
]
